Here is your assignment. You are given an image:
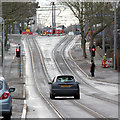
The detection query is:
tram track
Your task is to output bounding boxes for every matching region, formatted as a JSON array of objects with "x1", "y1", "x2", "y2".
[
  {"x1": 52, "y1": 35, "x2": 118, "y2": 119},
  {"x1": 53, "y1": 35, "x2": 119, "y2": 105},
  {"x1": 69, "y1": 38, "x2": 119, "y2": 85},
  {"x1": 31, "y1": 36, "x2": 101, "y2": 119},
  {"x1": 26, "y1": 36, "x2": 66, "y2": 119},
  {"x1": 27, "y1": 35, "x2": 108, "y2": 119},
  {"x1": 26, "y1": 35, "x2": 118, "y2": 119}
]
